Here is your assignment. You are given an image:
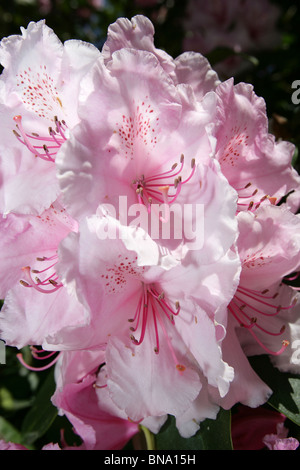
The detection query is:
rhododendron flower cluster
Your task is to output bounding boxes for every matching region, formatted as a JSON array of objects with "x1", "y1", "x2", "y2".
[{"x1": 0, "y1": 15, "x2": 299, "y2": 450}]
